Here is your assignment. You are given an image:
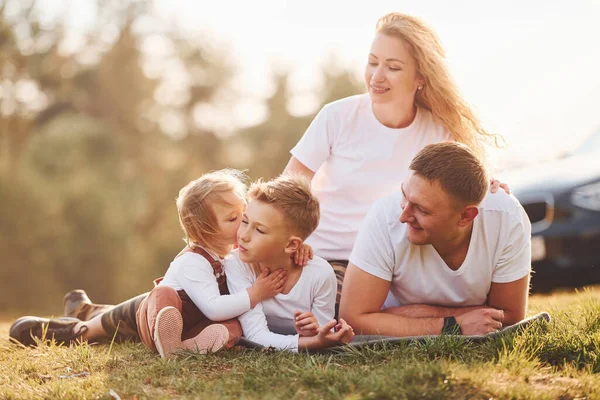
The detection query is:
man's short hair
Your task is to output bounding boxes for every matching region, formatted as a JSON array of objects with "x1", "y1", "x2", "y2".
[
  {"x1": 247, "y1": 174, "x2": 320, "y2": 239},
  {"x1": 409, "y1": 142, "x2": 489, "y2": 205}
]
